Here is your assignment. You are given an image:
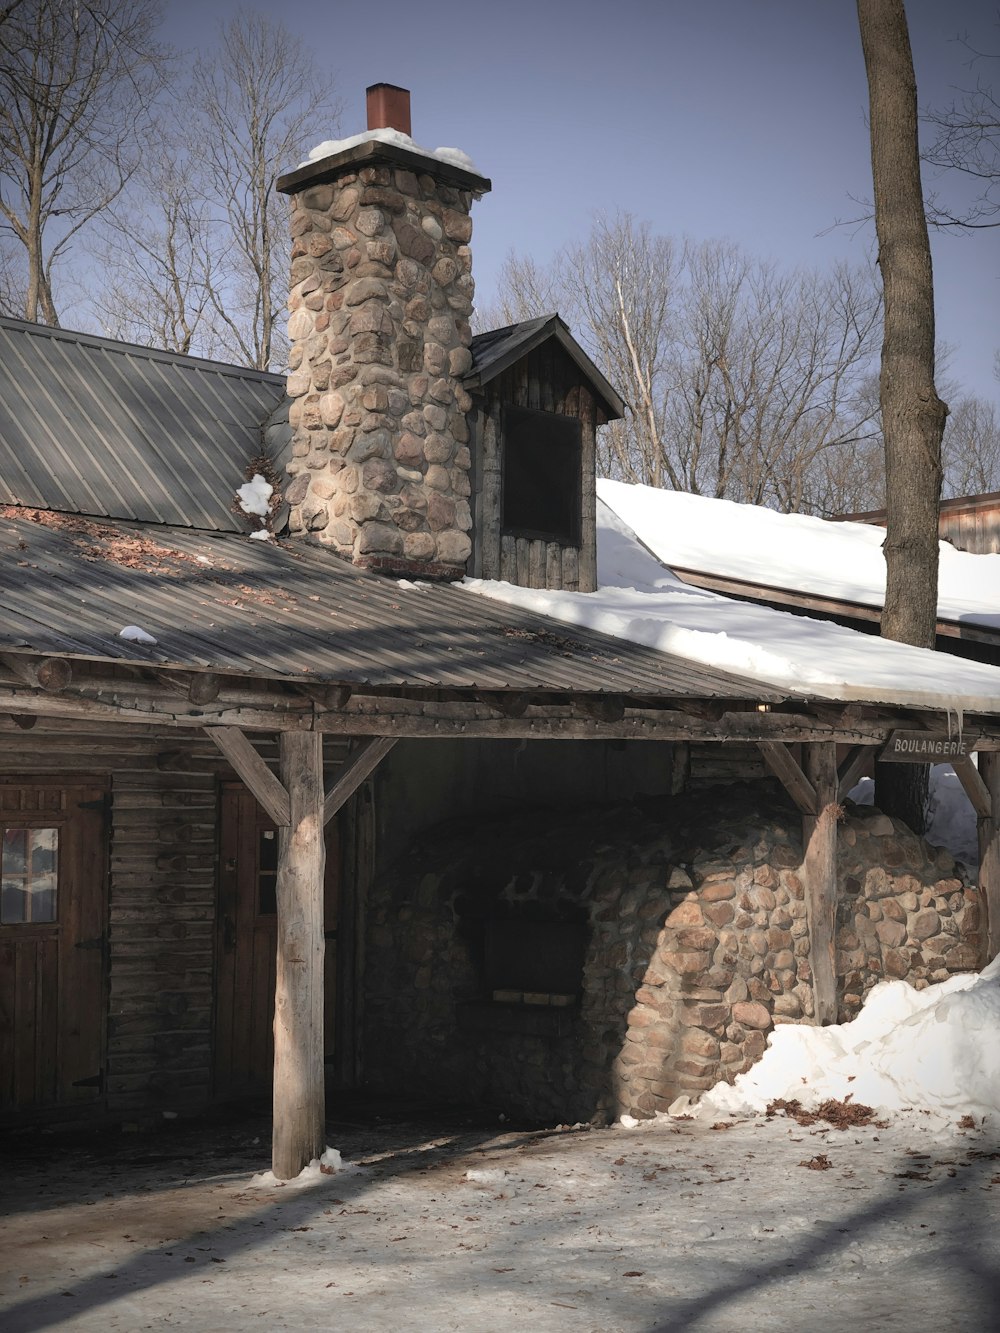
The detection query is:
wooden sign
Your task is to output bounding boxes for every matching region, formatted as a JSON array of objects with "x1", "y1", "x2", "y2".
[{"x1": 880, "y1": 730, "x2": 975, "y2": 763}]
